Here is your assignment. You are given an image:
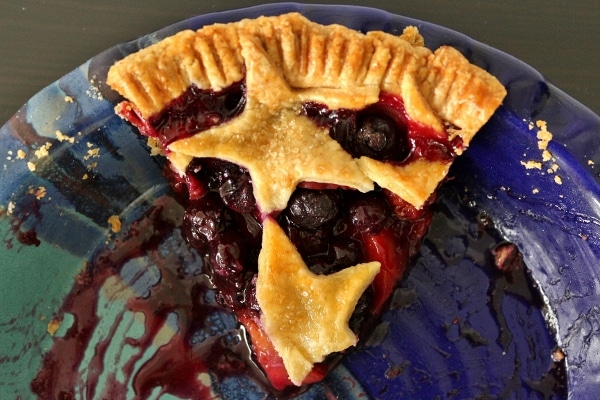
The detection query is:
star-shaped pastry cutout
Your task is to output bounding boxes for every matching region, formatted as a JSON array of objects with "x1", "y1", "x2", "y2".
[
  {"x1": 168, "y1": 34, "x2": 374, "y2": 214},
  {"x1": 256, "y1": 218, "x2": 380, "y2": 386}
]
